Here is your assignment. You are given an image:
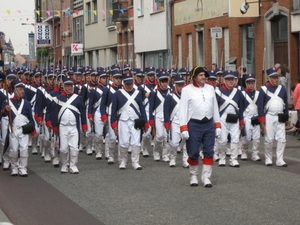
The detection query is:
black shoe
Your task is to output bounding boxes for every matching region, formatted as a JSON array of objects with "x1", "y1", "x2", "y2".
[
  {"x1": 169, "y1": 165, "x2": 176, "y2": 168},
  {"x1": 96, "y1": 157, "x2": 102, "y2": 160},
  {"x1": 32, "y1": 152, "x2": 38, "y2": 155},
  {"x1": 53, "y1": 164, "x2": 59, "y2": 168},
  {"x1": 143, "y1": 155, "x2": 149, "y2": 158},
  {"x1": 136, "y1": 167, "x2": 142, "y2": 170},
  {"x1": 11, "y1": 174, "x2": 18, "y2": 176},
  {"x1": 266, "y1": 163, "x2": 272, "y2": 166},
  {"x1": 3, "y1": 168, "x2": 9, "y2": 171},
  {"x1": 108, "y1": 161, "x2": 114, "y2": 165},
  {"x1": 230, "y1": 165, "x2": 240, "y2": 168},
  {"x1": 119, "y1": 167, "x2": 126, "y2": 170},
  {"x1": 219, "y1": 164, "x2": 225, "y2": 167},
  {"x1": 278, "y1": 164, "x2": 288, "y2": 167},
  {"x1": 204, "y1": 184, "x2": 212, "y2": 188},
  {"x1": 190, "y1": 183, "x2": 198, "y2": 187},
  {"x1": 20, "y1": 174, "x2": 28, "y2": 177},
  {"x1": 87, "y1": 153, "x2": 92, "y2": 156}
]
